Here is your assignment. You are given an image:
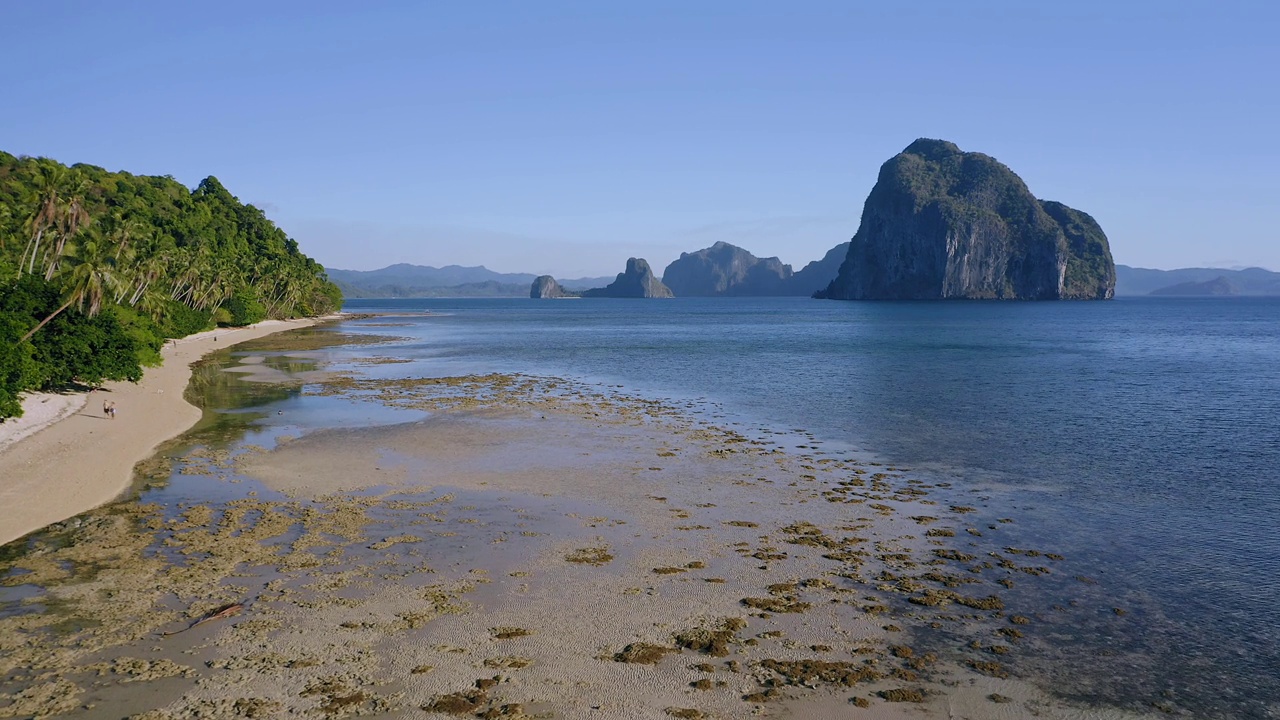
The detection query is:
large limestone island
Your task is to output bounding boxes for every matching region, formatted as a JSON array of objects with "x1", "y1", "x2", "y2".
[
  {"x1": 661, "y1": 241, "x2": 850, "y2": 297},
  {"x1": 819, "y1": 139, "x2": 1115, "y2": 300},
  {"x1": 579, "y1": 258, "x2": 673, "y2": 298}
]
